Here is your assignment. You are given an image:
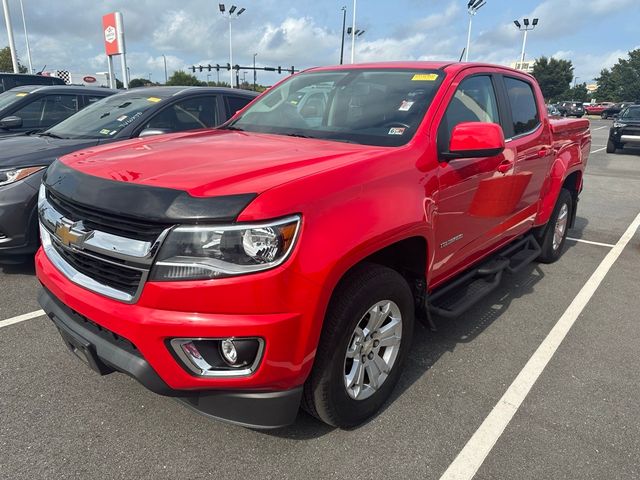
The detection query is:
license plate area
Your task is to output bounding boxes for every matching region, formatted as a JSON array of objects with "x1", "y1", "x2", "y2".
[{"x1": 55, "y1": 318, "x2": 114, "y2": 375}]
